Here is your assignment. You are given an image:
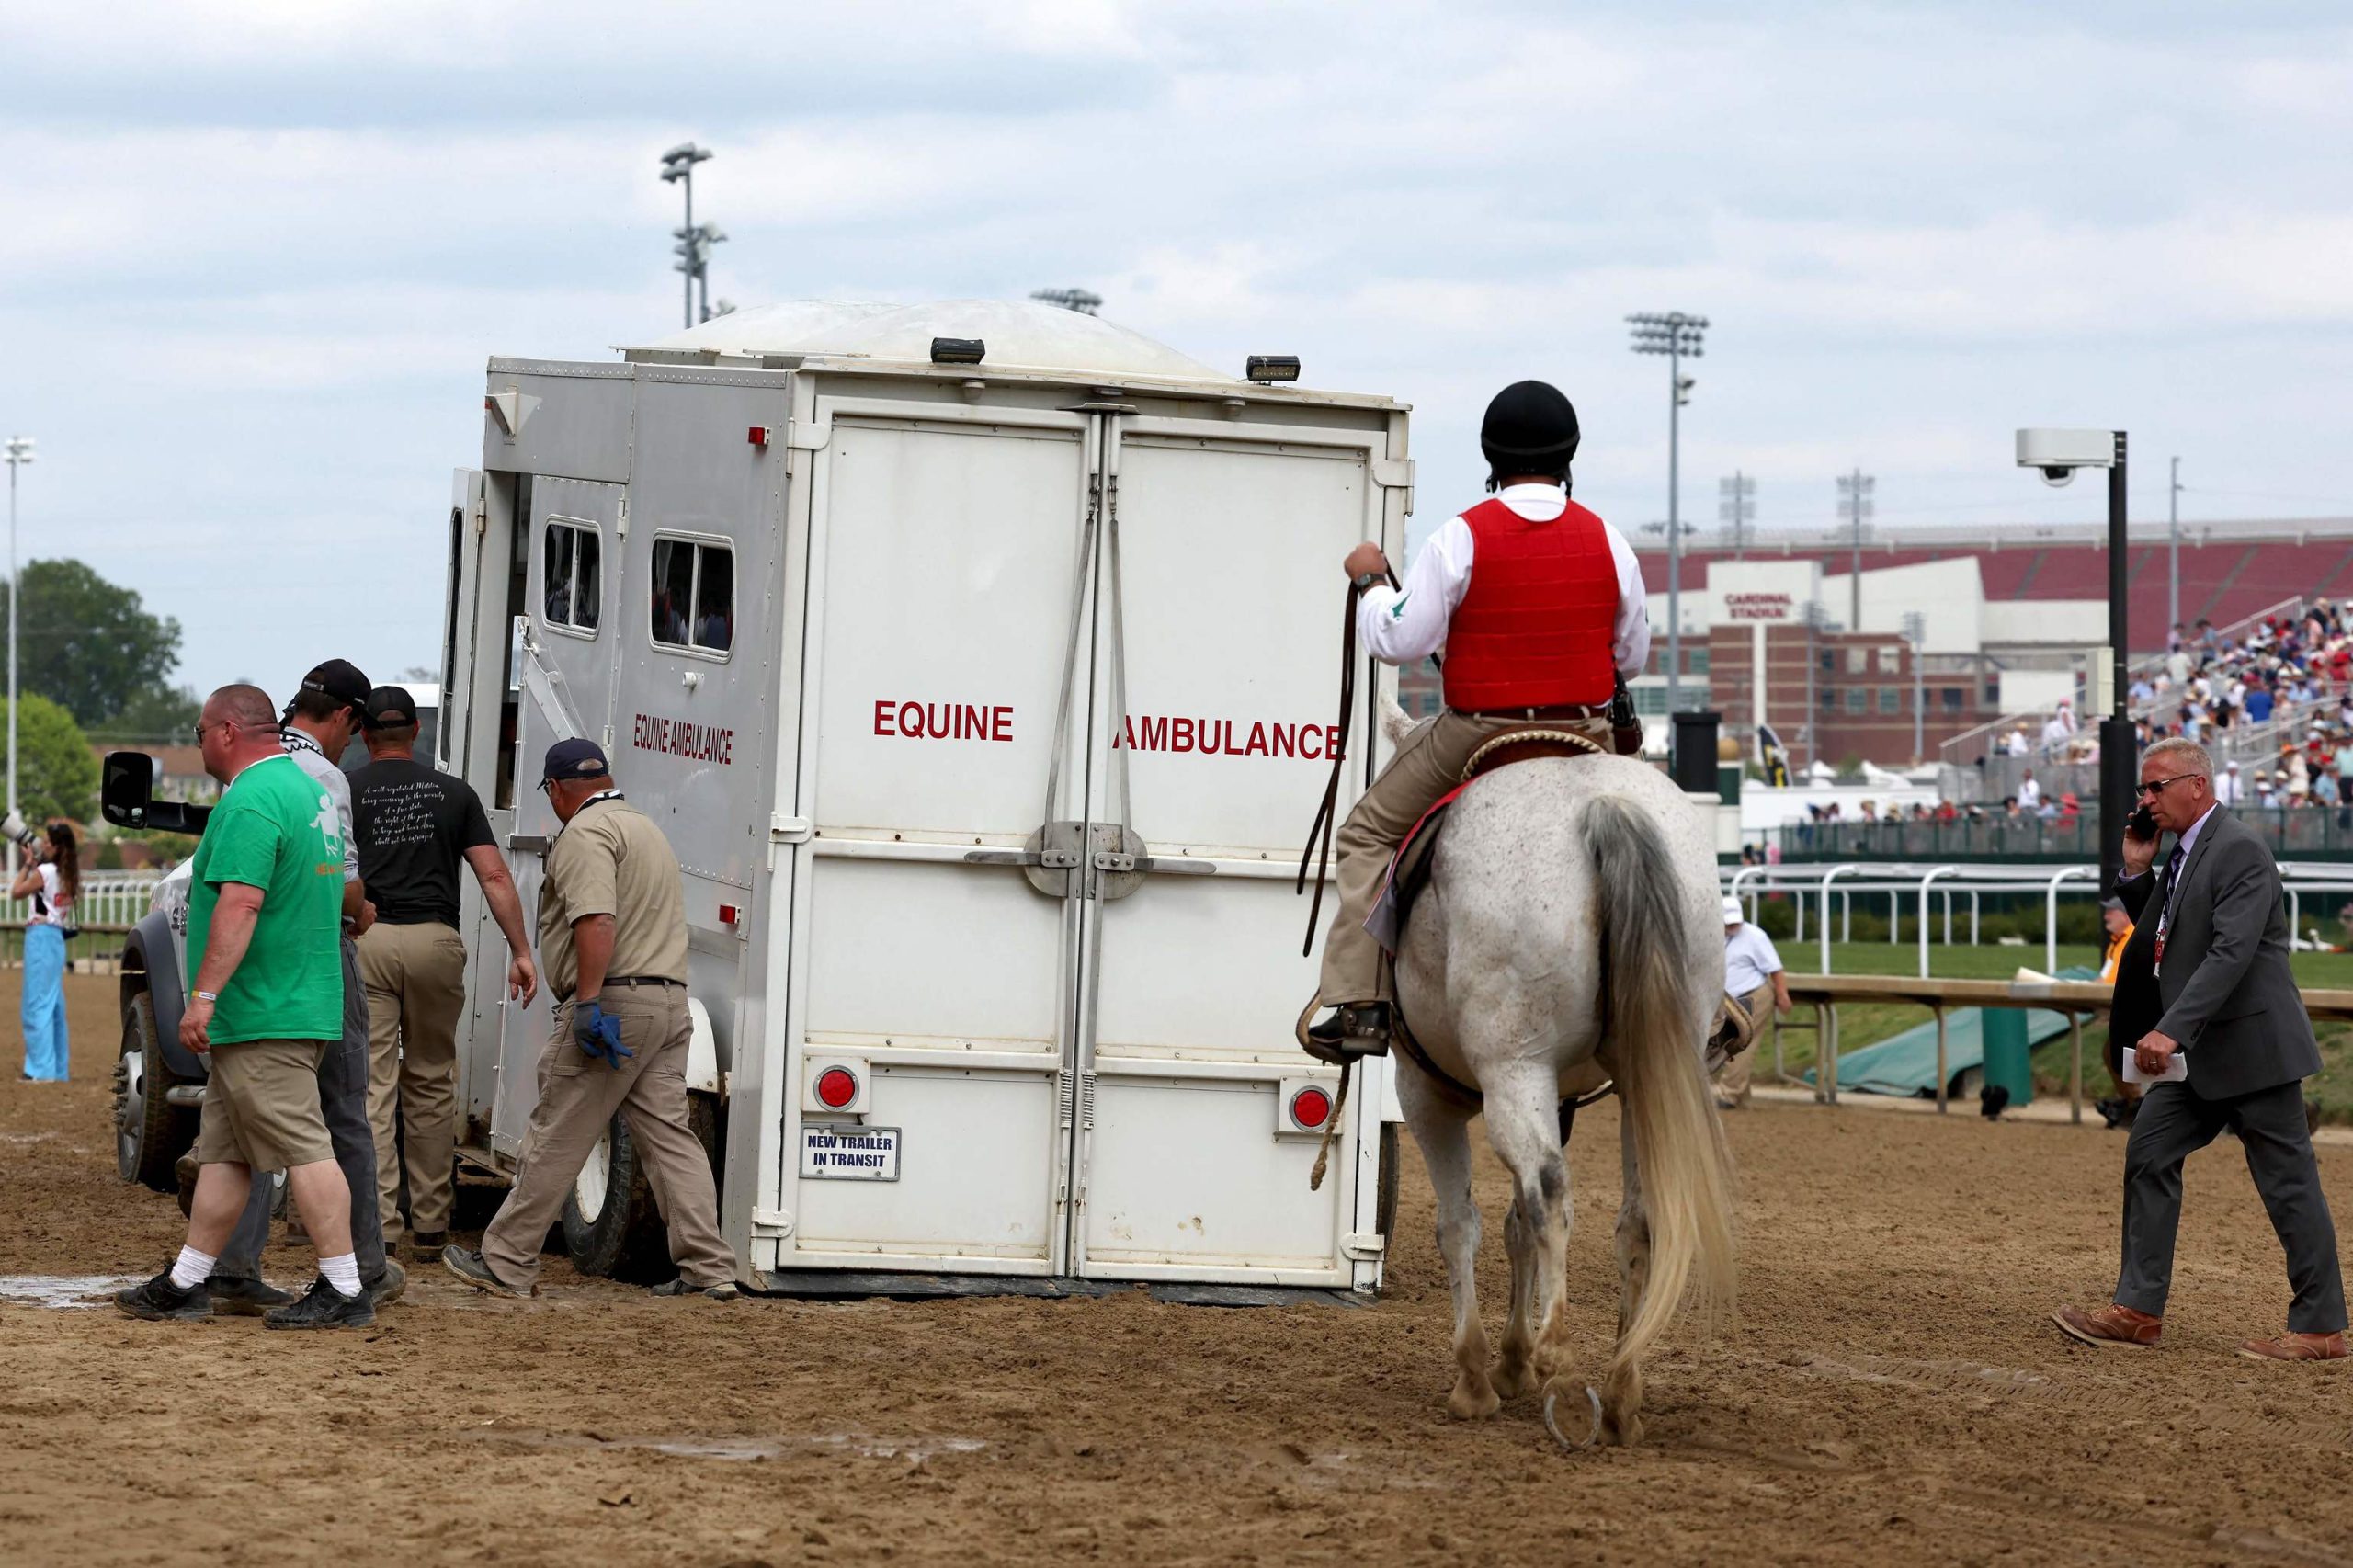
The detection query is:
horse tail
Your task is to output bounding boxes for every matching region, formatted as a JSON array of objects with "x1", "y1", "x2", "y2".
[{"x1": 1582, "y1": 792, "x2": 1737, "y2": 1378}]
